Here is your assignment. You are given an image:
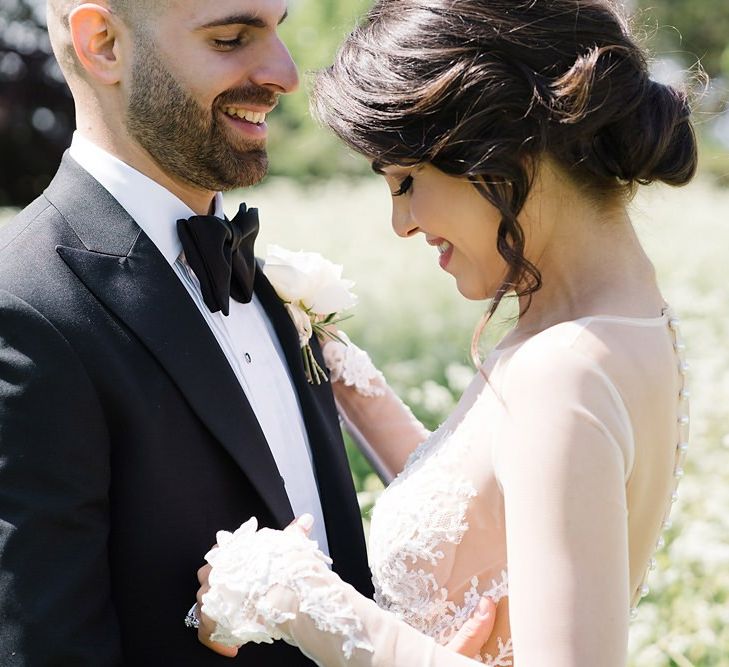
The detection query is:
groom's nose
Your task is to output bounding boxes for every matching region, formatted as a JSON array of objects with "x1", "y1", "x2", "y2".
[{"x1": 249, "y1": 35, "x2": 300, "y2": 95}]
